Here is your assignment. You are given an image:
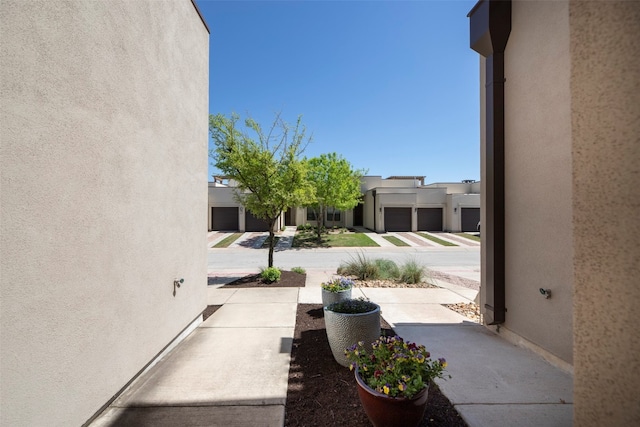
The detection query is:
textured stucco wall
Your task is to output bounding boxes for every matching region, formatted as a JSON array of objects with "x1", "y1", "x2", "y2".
[
  {"x1": 570, "y1": 1, "x2": 640, "y2": 424},
  {"x1": 363, "y1": 190, "x2": 375, "y2": 230},
  {"x1": 0, "y1": 1, "x2": 209, "y2": 426},
  {"x1": 498, "y1": 0, "x2": 574, "y2": 364}
]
